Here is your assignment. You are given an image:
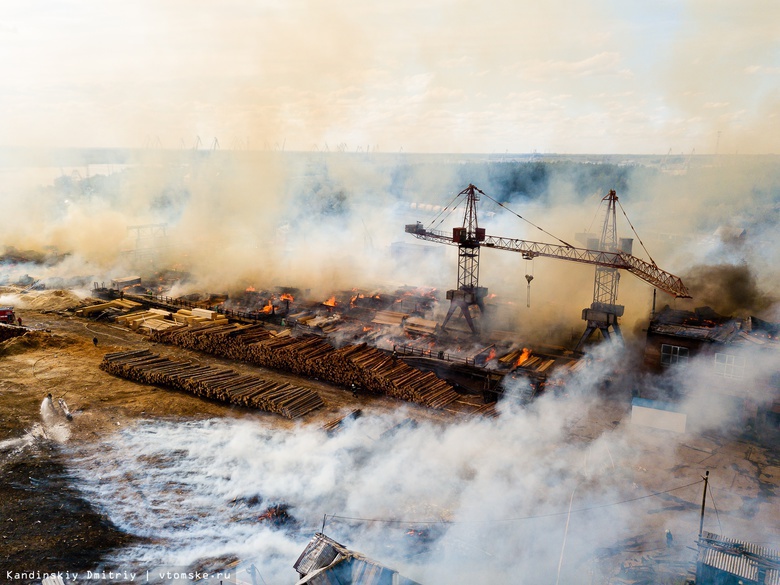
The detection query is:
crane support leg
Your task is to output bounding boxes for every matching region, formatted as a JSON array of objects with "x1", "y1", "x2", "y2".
[
  {"x1": 575, "y1": 326, "x2": 598, "y2": 352},
  {"x1": 442, "y1": 287, "x2": 487, "y2": 336},
  {"x1": 442, "y1": 299, "x2": 478, "y2": 335},
  {"x1": 575, "y1": 304, "x2": 624, "y2": 352}
]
